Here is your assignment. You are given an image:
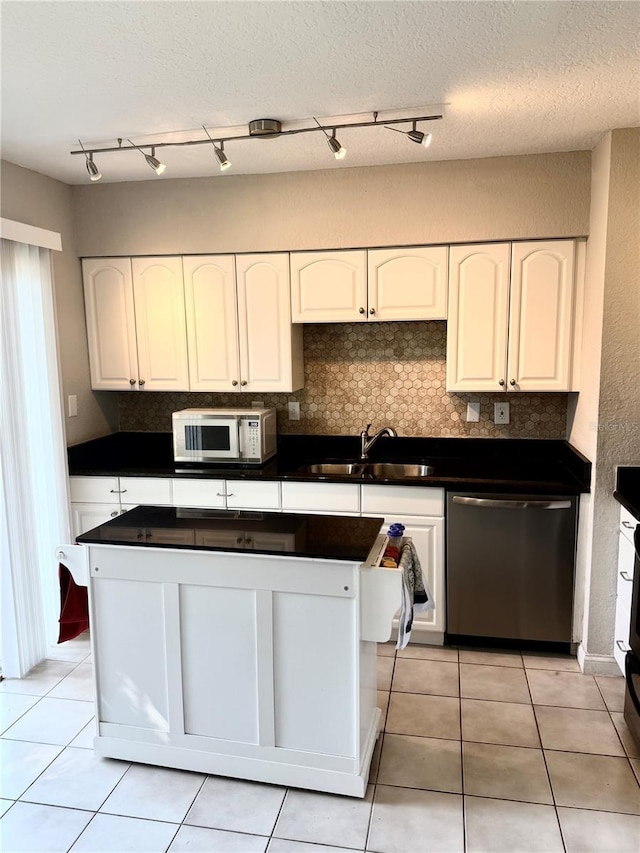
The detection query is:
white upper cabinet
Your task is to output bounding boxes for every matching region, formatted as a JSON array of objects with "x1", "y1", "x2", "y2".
[
  {"x1": 131, "y1": 257, "x2": 190, "y2": 391},
  {"x1": 508, "y1": 241, "x2": 576, "y2": 392},
  {"x1": 183, "y1": 255, "x2": 240, "y2": 392},
  {"x1": 446, "y1": 244, "x2": 511, "y2": 392},
  {"x1": 82, "y1": 258, "x2": 138, "y2": 390},
  {"x1": 236, "y1": 253, "x2": 304, "y2": 393},
  {"x1": 367, "y1": 247, "x2": 448, "y2": 321},
  {"x1": 291, "y1": 247, "x2": 447, "y2": 323},
  {"x1": 290, "y1": 251, "x2": 367, "y2": 323},
  {"x1": 447, "y1": 240, "x2": 578, "y2": 392}
]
